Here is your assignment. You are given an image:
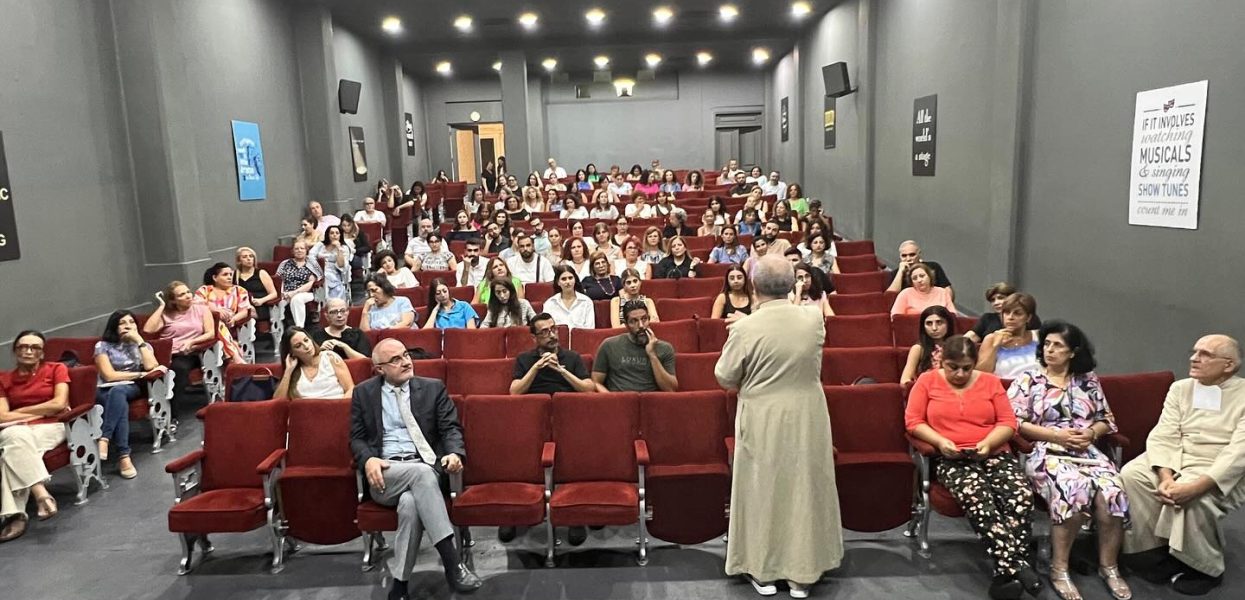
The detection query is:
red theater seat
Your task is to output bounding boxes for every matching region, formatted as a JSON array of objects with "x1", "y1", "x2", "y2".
[
  {"x1": 828, "y1": 292, "x2": 895, "y2": 316},
  {"x1": 1099, "y1": 371, "x2": 1175, "y2": 463},
  {"x1": 504, "y1": 324, "x2": 570, "y2": 357},
  {"x1": 696, "y1": 319, "x2": 729, "y2": 353},
  {"x1": 696, "y1": 263, "x2": 733, "y2": 279},
  {"x1": 639, "y1": 278, "x2": 679, "y2": 299},
  {"x1": 569, "y1": 327, "x2": 624, "y2": 356},
  {"x1": 593, "y1": 300, "x2": 613, "y2": 329},
  {"x1": 37, "y1": 366, "x2": 106, "y2": 505},
  {"x1": 655, "y1": 297, "x2": 714, "y2": 321},
  {"x1": 673, "y1": 352, "x2": 722, "y2": 391},
  {"x1": 836, "y1": 254, "x2": 882, "y2": 273},
  {"x1": 824, "y1": 385, "x2": 914, "y2": 532},
  {"x1": 415, "y1": 269, "x2": 456, "y2": 288},
  {"x1": 524, "y1": 282, "x2": 556, "y2": 301},
  {"x1": 678, "y1": 277, "x2": 723, "y2": 299},
  {"x1": 443, "y1": 327, "x2": 507, "y2": 359},
  {"x1": 651, "y1": 319, "x2": 699, "y2": 353},
  {"x1": 832, "y1": 271, "x2": 889, "y2": 294},
  {"x1": 413, "y1": 359, "x2": 447, "y2": 381},
  {"x1": 822, "y1": 347, "x2": 901, "y2": 385},
  {"x1": 446, "y1": 359, "x2": 515, "y2": 395},
  {"x1": 366, "y1": 327, "x2": 443, "y2": 357},
  {"x1": 891, "y1": 314, "x2": 923, "y2": 348},
  {"x1": 836, "y1": 240, "x2": 875, "y2": 256},
  {"x1": 825, "y1": 315, "x2": 894, "y2": 348},
  {"x1": 639, "y1": 391, "x2": 731, "y2": 544}
]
